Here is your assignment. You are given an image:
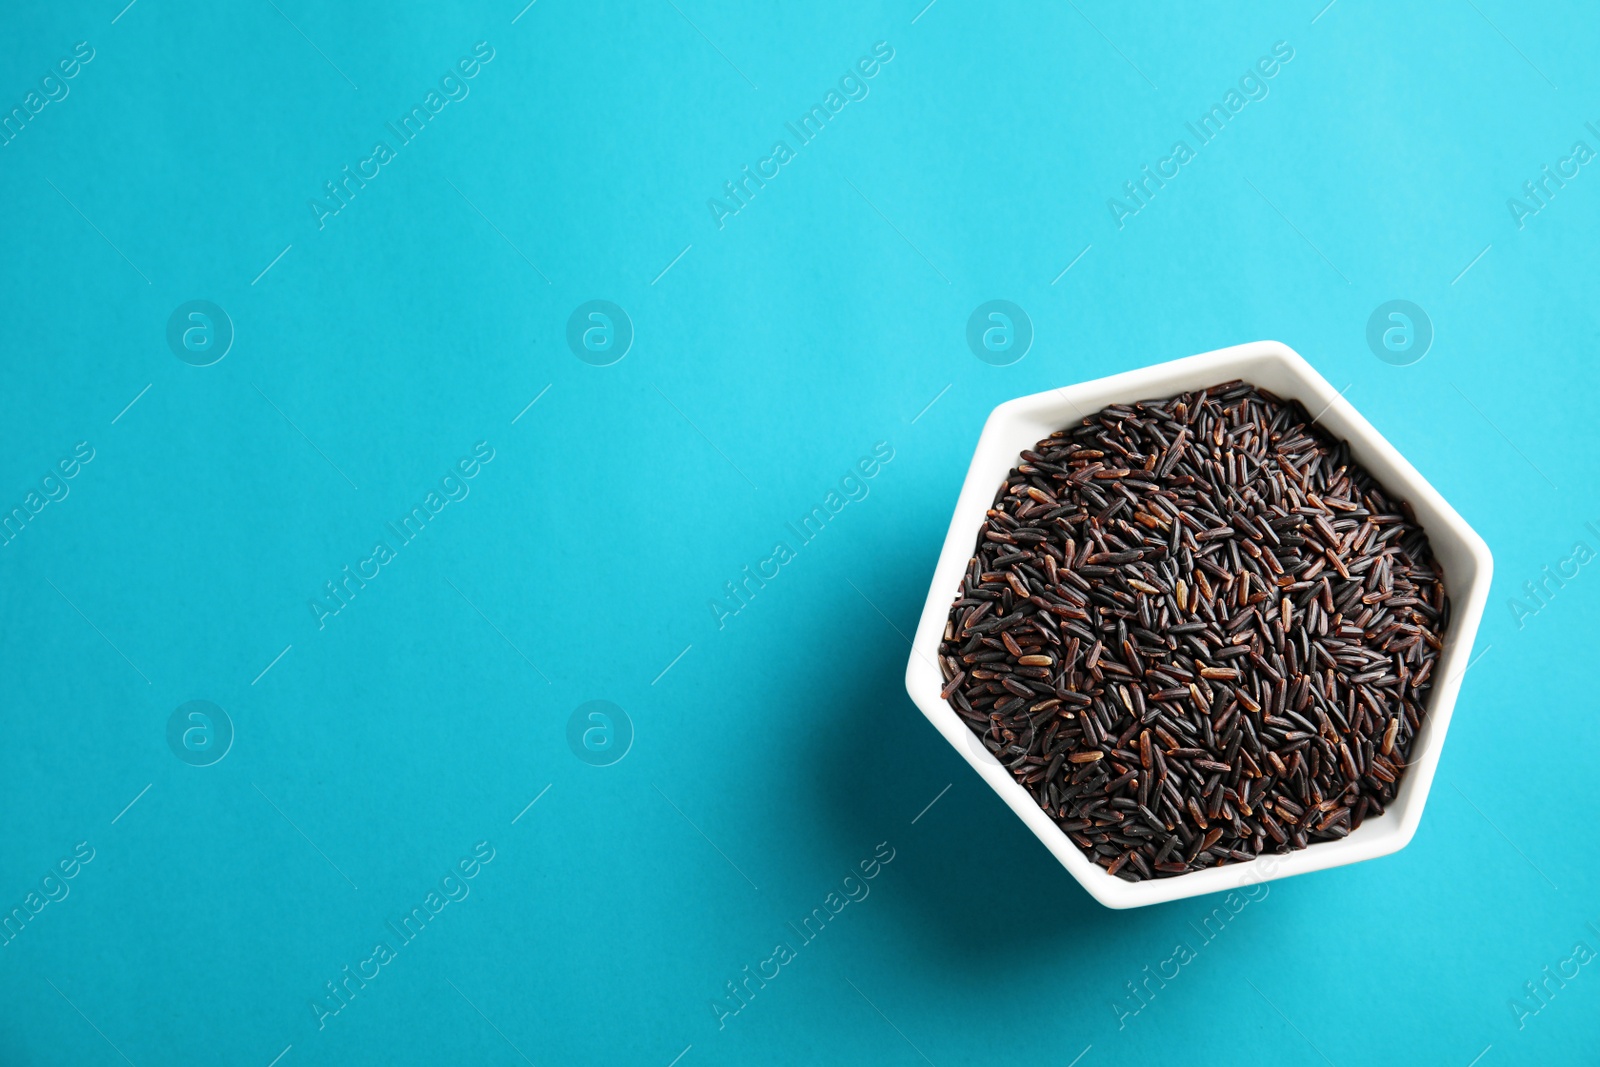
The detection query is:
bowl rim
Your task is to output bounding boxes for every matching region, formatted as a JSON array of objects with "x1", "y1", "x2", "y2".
[{"x1": 904, "y1": 339, "x2": 1494, "y2": 908}]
